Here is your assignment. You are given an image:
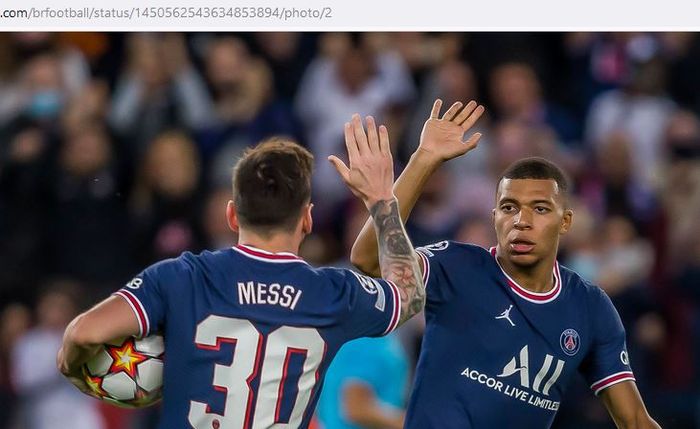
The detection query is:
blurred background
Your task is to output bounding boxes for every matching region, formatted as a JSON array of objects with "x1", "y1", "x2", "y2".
[{"x1": 0, "y1": 32, "x2": 699, "y2": 429}]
